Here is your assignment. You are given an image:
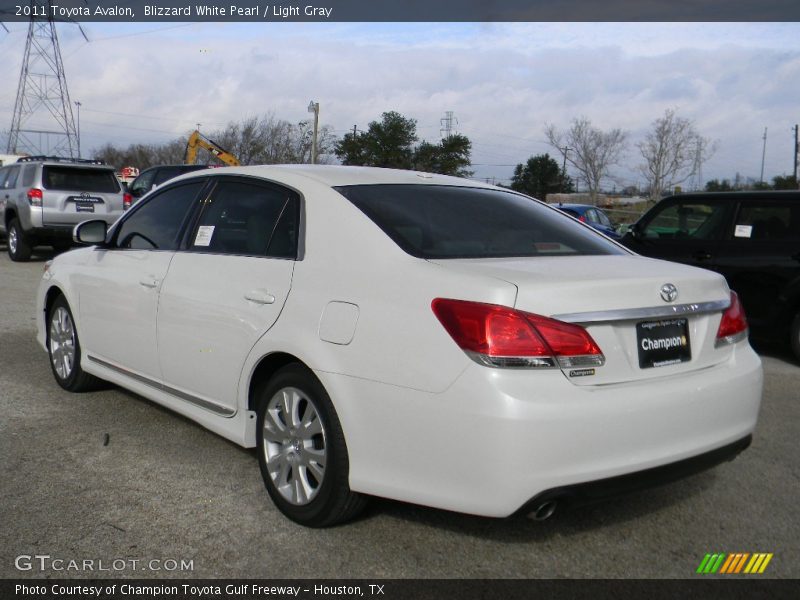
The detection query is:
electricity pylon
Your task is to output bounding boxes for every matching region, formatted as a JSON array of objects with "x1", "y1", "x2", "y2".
[{"x1": 7, "y1": 1, "x2": 85, "y2": 157}]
